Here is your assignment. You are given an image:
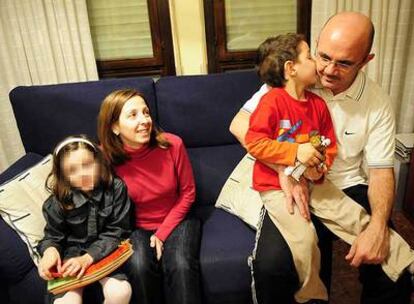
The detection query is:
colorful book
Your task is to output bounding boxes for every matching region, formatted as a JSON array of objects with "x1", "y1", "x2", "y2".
[{"x1": 48, "y1": 240, "x2": 133, "y2": 295}]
